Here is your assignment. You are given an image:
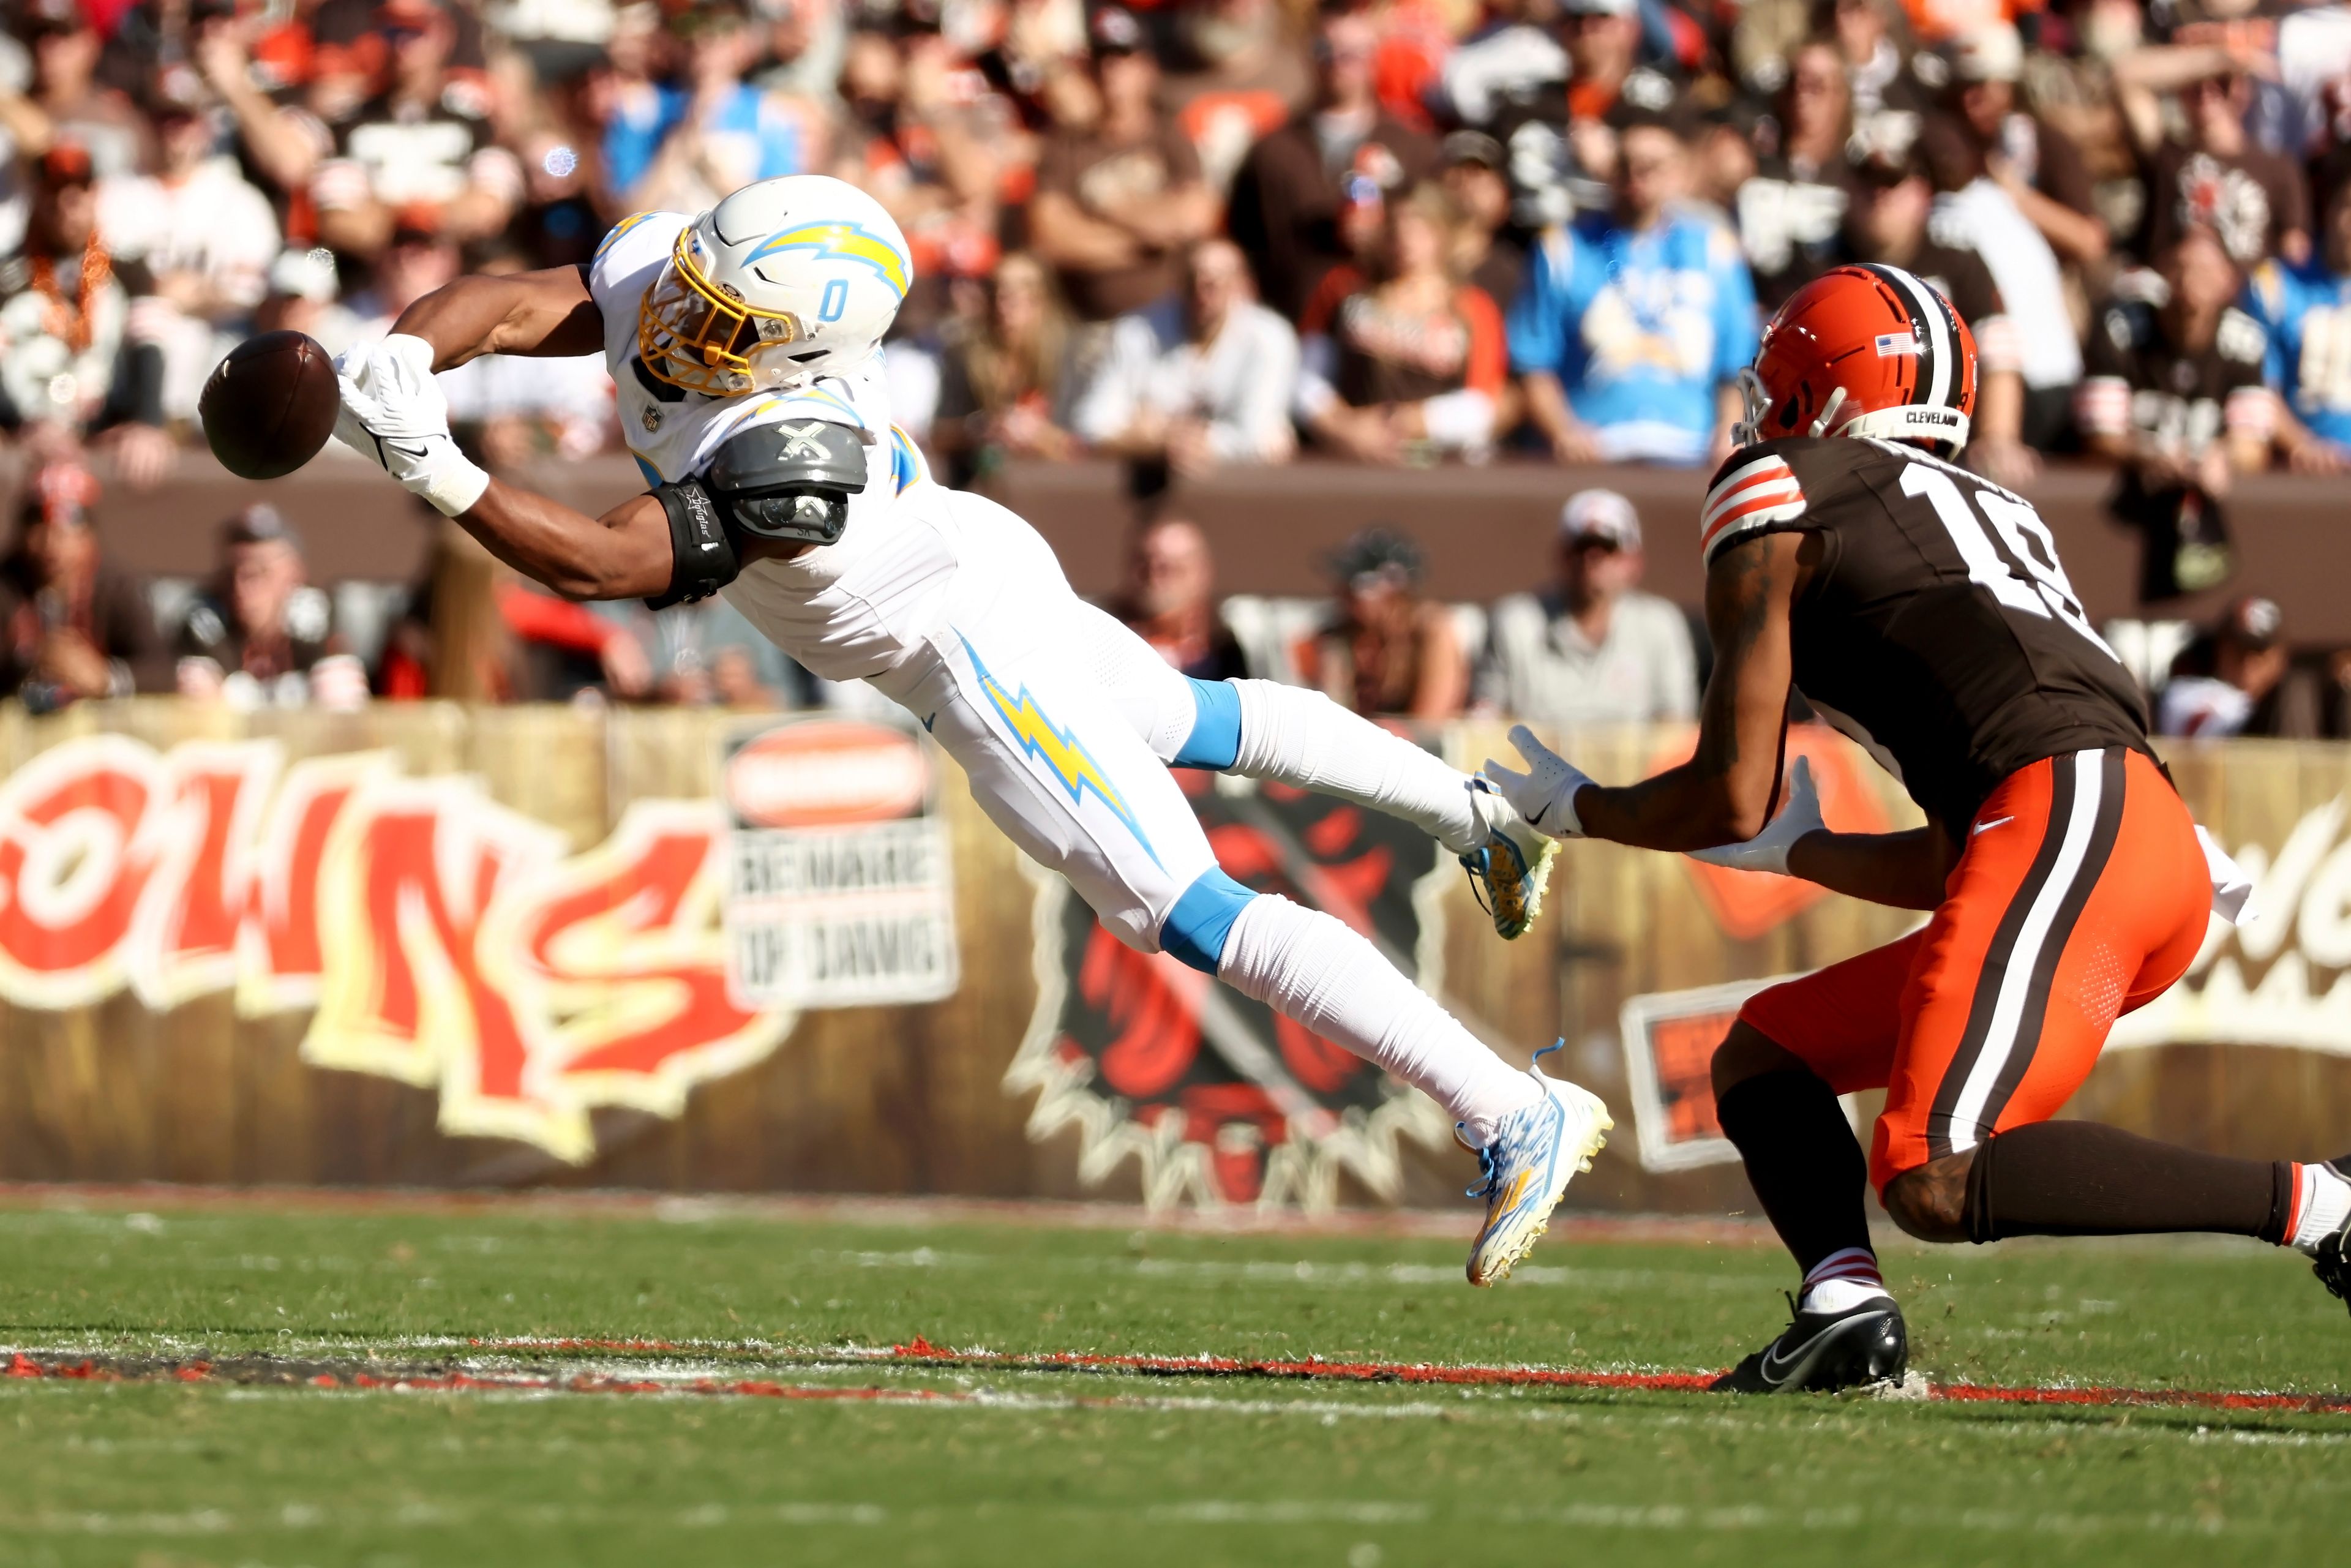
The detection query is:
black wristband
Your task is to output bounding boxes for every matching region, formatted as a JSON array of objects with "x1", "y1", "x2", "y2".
[{"x1": 644, "y1": 479, "x2": 741, "y2": 611}]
